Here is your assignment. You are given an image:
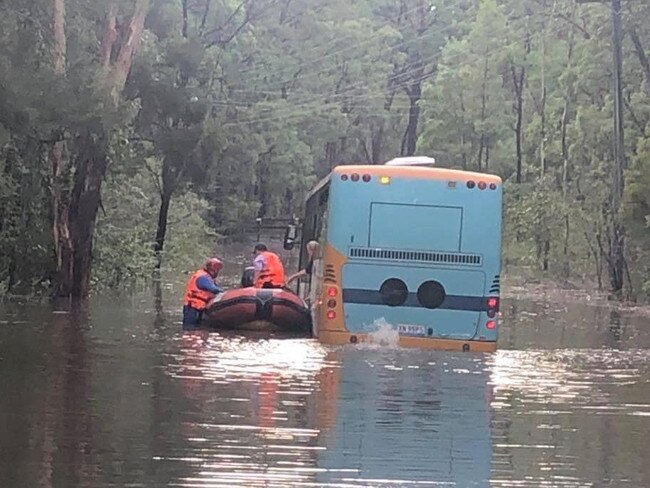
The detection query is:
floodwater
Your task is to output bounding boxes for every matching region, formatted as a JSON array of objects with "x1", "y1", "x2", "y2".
[{"x1": 0, "y1": 291, "x2": 649, "y2": 488}]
